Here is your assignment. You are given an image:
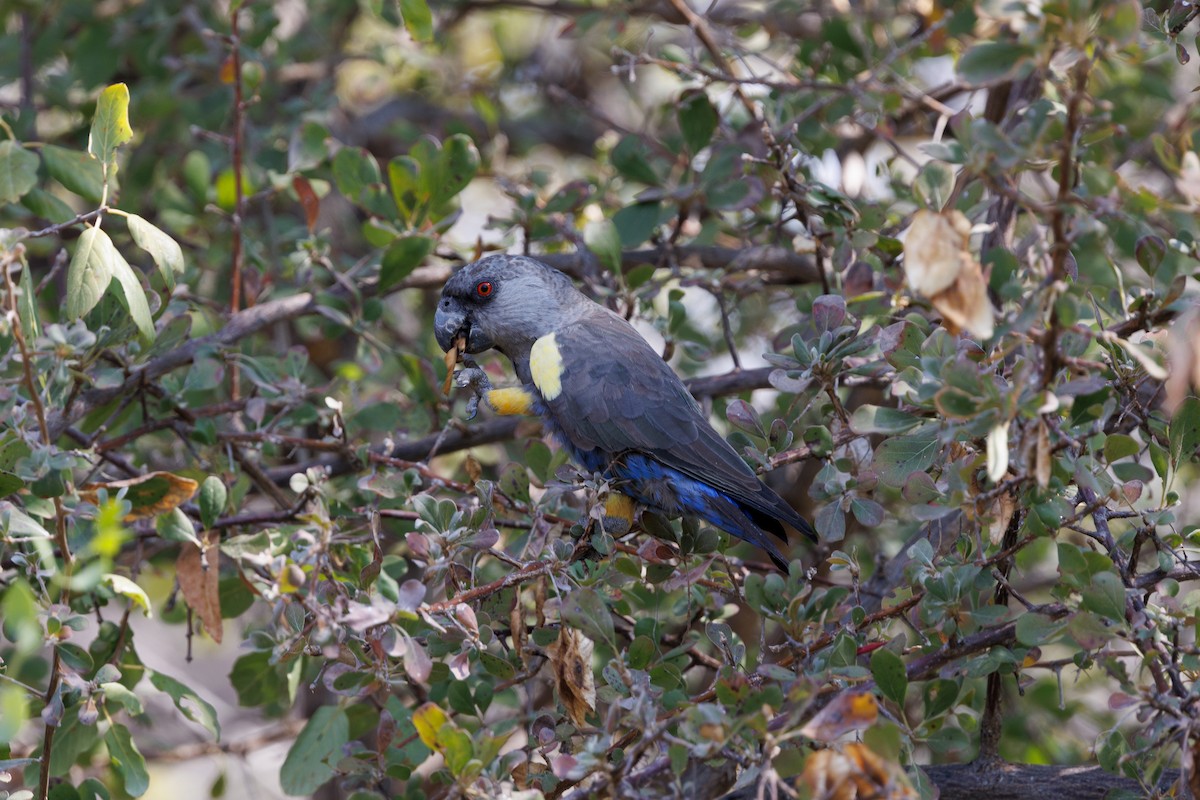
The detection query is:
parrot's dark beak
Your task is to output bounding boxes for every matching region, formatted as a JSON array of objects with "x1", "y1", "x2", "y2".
[
  {"x1": 434, "y1": 298, "x2": 466, "y2": 353},
  {"x1": 434, "y1": 297, "x2": 494, "y2": 353}
]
